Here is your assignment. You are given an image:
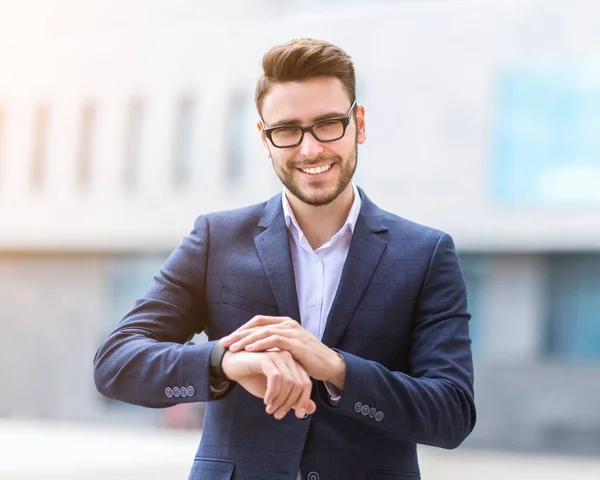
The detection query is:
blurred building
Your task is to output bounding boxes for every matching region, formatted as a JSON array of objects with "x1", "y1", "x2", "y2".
[{"x1": 0, "y1": 0, "x2": 599, "y2": 455}]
